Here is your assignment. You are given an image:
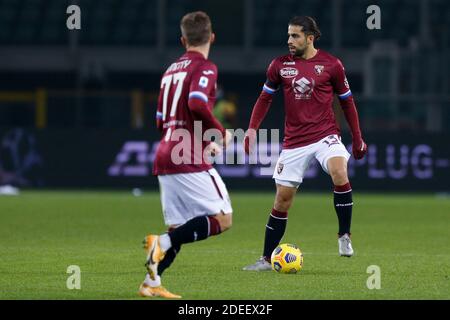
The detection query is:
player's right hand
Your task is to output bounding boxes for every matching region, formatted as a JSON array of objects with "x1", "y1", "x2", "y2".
[
  {"x1": 352, "y1": 138, "x2": 367, "y2": 160},
  {"x1": 243, "y1": 129, "x2": 257, "y2": 154}
]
